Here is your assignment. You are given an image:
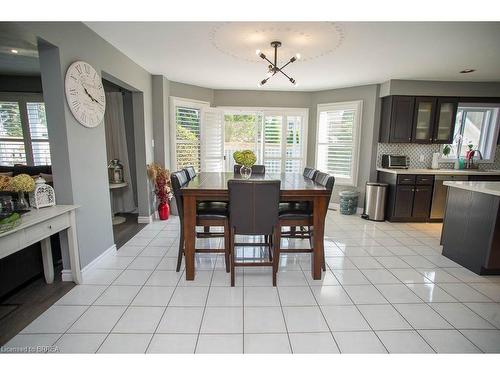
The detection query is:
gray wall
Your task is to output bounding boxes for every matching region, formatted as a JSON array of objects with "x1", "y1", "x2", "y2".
[
  {"x1": 21, "y1": 22, "x2": 155, "y2": 269},
  {"x1": 380, "y1": 79, "x2": 500, "y2": 97},
  {"x1": 169, "y1": 81, "x2": 214, "y2": 104}
]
